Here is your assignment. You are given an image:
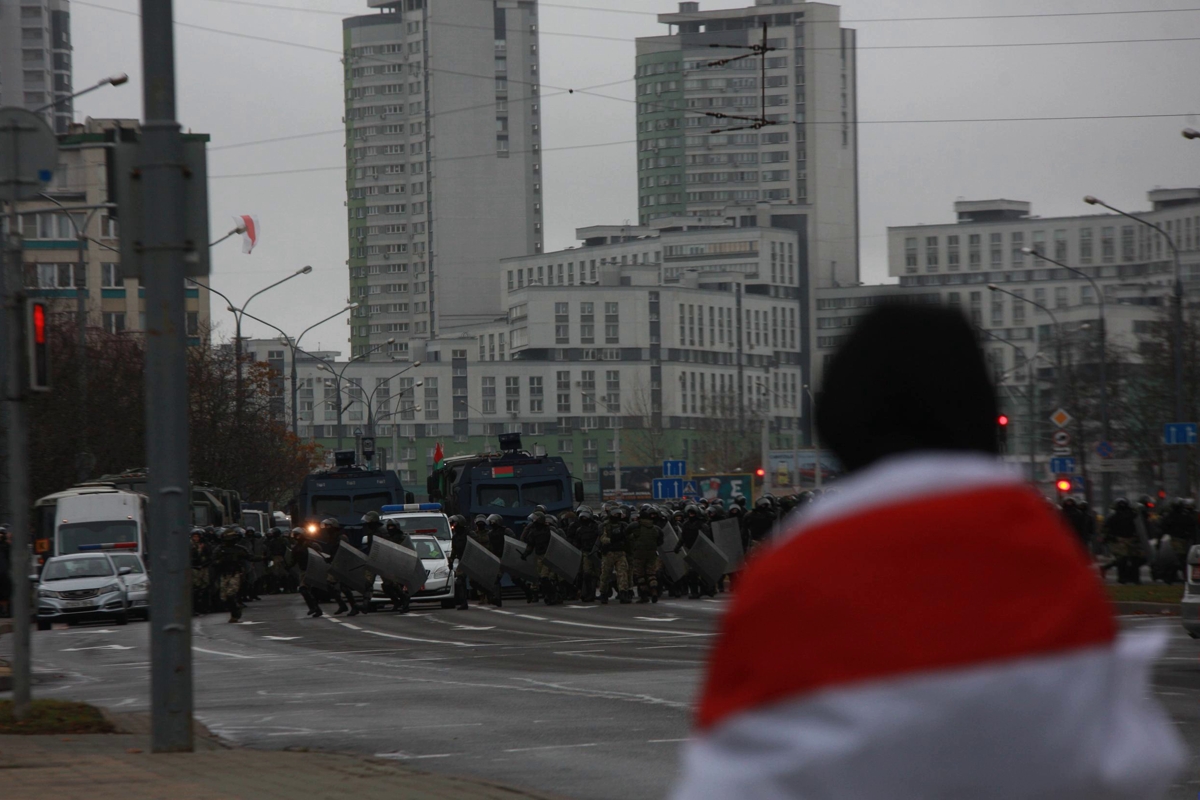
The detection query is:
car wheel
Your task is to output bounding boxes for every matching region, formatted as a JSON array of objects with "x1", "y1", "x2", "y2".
[
  {"x1": 440, "y1": 599, "x2": 456, "y2": 609},
  {"x1": 36, "y1": 619, "x2": 51, "y2": 631},
  {"x1": 114, "y1": 611, "x2": 129, "y2": 626}
]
